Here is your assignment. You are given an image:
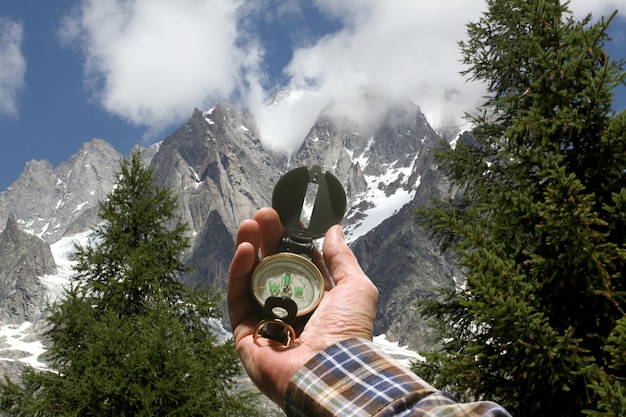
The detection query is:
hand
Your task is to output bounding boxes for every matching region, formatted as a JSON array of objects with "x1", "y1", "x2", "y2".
[{"x1": 227, "y1": 207, "x2": 379, "y2": 407}]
